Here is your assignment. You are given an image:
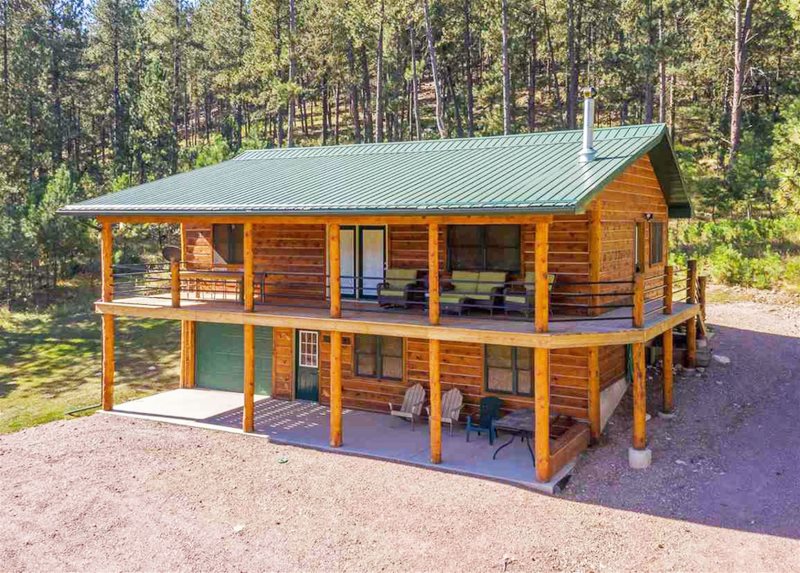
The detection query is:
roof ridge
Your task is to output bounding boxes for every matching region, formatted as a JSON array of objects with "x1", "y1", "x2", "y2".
[{"x1": 234, "y1": 124, "x2": 666, "y2": 161}]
